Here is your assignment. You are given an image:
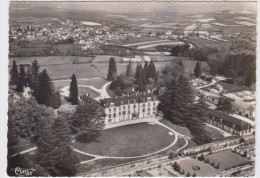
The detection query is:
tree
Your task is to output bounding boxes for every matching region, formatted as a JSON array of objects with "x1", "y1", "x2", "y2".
[
  {"x1": 142, "y1": 61, "x2": 149, "y2": 84},
  {"x1": 37, "y1": 69, "x2": 54, "y2": 107},
  {"x1": 36, "y1": 118, "x2": 79, "y2": 176},
  {"x1": 50, "y1": 91, "x2": 61, "y2": 109},
  {"x1": 9, "y1": 60, "x2": 19, "y2": 85},
  {"x1": 16, "y1": 65, "x2": 26, "y2": 92},
  {"x1": 125, "y1": 61, "x2": 134, "y2": 77},
  {"x1": 72, "y1": 101, "x2": 105, "y2": 143},
  {"x1": 160, "y1": 75, "x2": 194, "y2": 125},
  {"x1": 186, "y1": 172, "x2": 191, "y2": 177},
  {"x1": 148, "y1": 60, "x2": 156, "y2": 80},
  {"x1": 8, "y1": 97, "x2": 54, "y2": 139},
  {"x1": 30, "y1": 60, "x2": 40, "y2": 97},
  {"x1": 69, "y1": 74, "x2": 78, "y2": 105},
  {"x1": 107, "y1": 57, "x2": 117, "y2": 81},
  {"x1": 216, "y1": 97, "x2": 232, "y2": 114},
  {"x1": 194, "y1": 61, "x2": 202, "y2": 77}
]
